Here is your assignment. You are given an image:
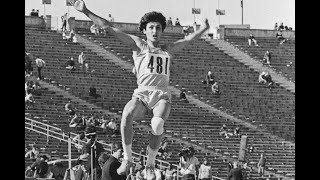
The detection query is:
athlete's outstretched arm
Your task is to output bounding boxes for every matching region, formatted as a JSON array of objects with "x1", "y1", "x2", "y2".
[
  {"x1": 68, "y1": 0, "x2": 143, "y2": 51},
  {"x1": 167, "y1": 19, "x2": 210, "y2": 54}
]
